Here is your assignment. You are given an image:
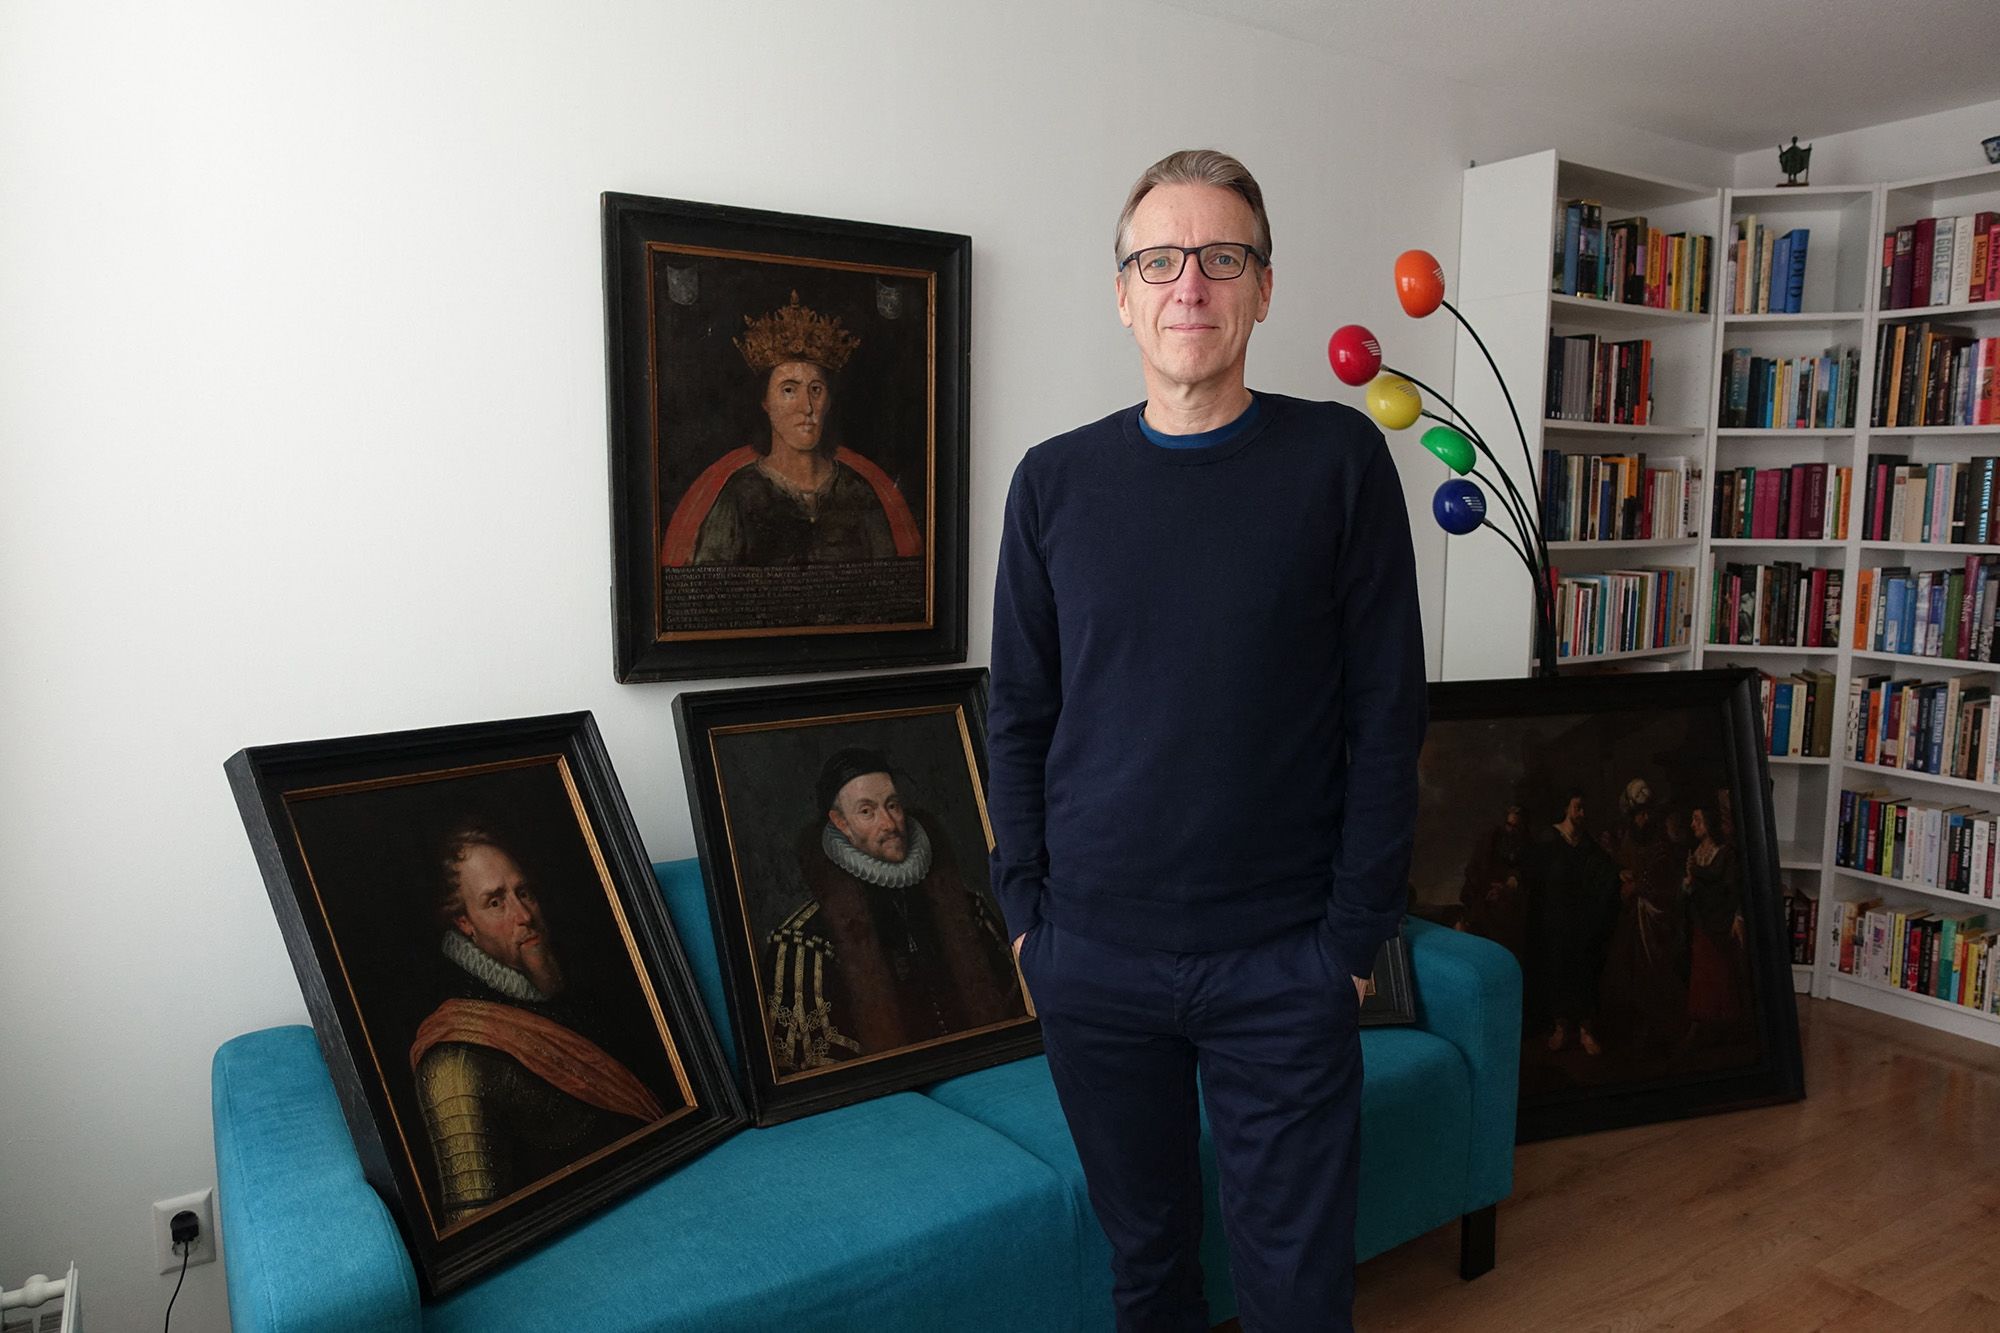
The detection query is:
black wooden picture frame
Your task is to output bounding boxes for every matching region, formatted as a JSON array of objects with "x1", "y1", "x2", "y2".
[
  {"x1": 1413, "y1": 669, "x2": 1805, "y2": 1141},
  {"x1": 673, "y1": 668, "x2": 1041, "y2": 1125},
  {"x1": 1359, "y1": 927, "x2": 1417, "y2": 1027},
  {"x1": 603, "y1": 192, "x2": 970, "y2": 682},
  {"x1": 225, "y1": 713, "x2": 745, "y2": 1297}
]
